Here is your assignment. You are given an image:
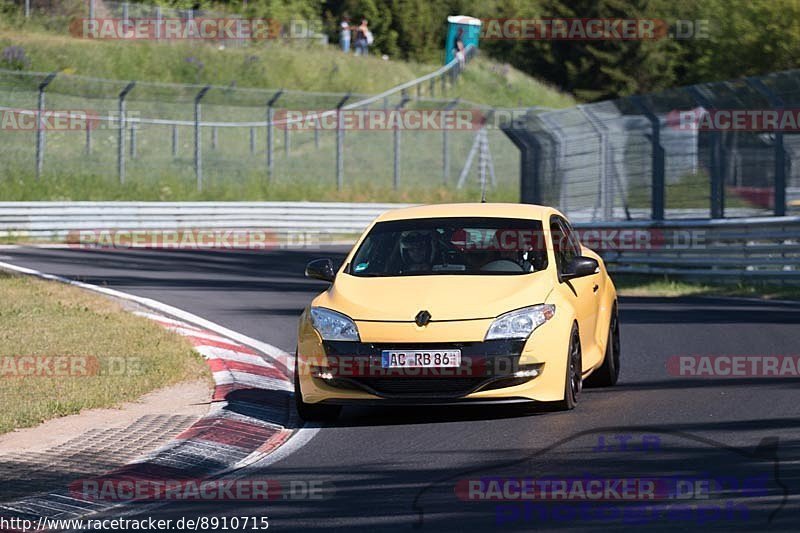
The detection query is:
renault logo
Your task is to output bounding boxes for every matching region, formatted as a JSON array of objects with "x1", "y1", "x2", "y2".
[{"x1": 415, "y1": 310, "x2": 432, "y2": 327}]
